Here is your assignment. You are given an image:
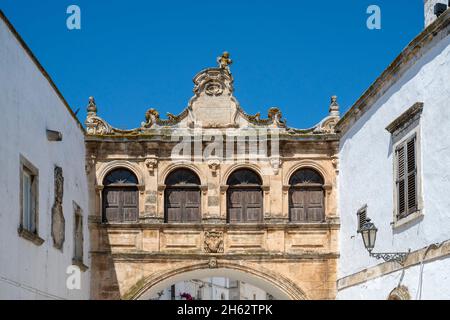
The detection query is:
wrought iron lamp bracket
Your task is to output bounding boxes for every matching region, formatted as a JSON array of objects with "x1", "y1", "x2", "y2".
[{"x1": 369, "y1": 249, "x2": 410, "y2": 265}]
